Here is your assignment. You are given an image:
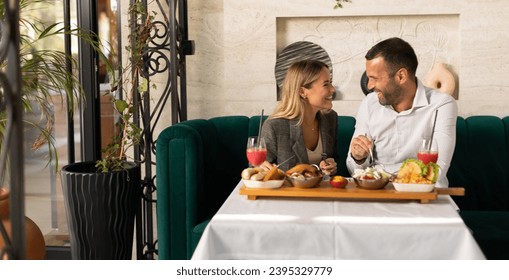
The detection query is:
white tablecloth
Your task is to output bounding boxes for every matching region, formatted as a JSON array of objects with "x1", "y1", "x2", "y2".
[{"x1": 192, "y1": 180, "x2": 485, "y2": 260}]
